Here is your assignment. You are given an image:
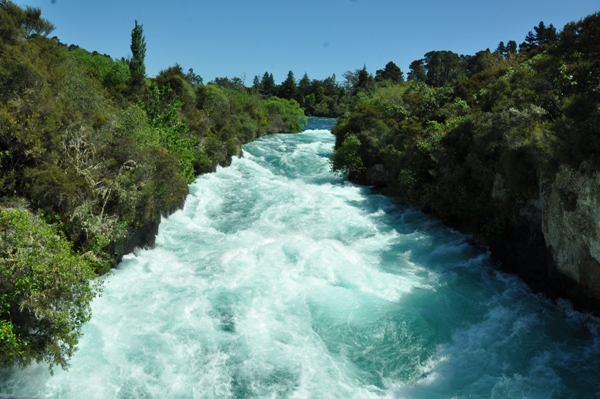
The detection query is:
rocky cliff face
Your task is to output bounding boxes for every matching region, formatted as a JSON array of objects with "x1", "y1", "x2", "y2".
[
  {"x1": 106, "y1": 193, "x2": 187, "y2": 266},
  {"x1": 107, "y1": 150, "x2": 246, "y2": 267},
  {"x1": 487, "y1": 165, "x2": 600, "y2": 313},
  {"x1": 365, "y1": 162, "x2": 600, "y2": 313},
  {"x1": 542, "y1": 165, "x2": 600, "y2": 305}
]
